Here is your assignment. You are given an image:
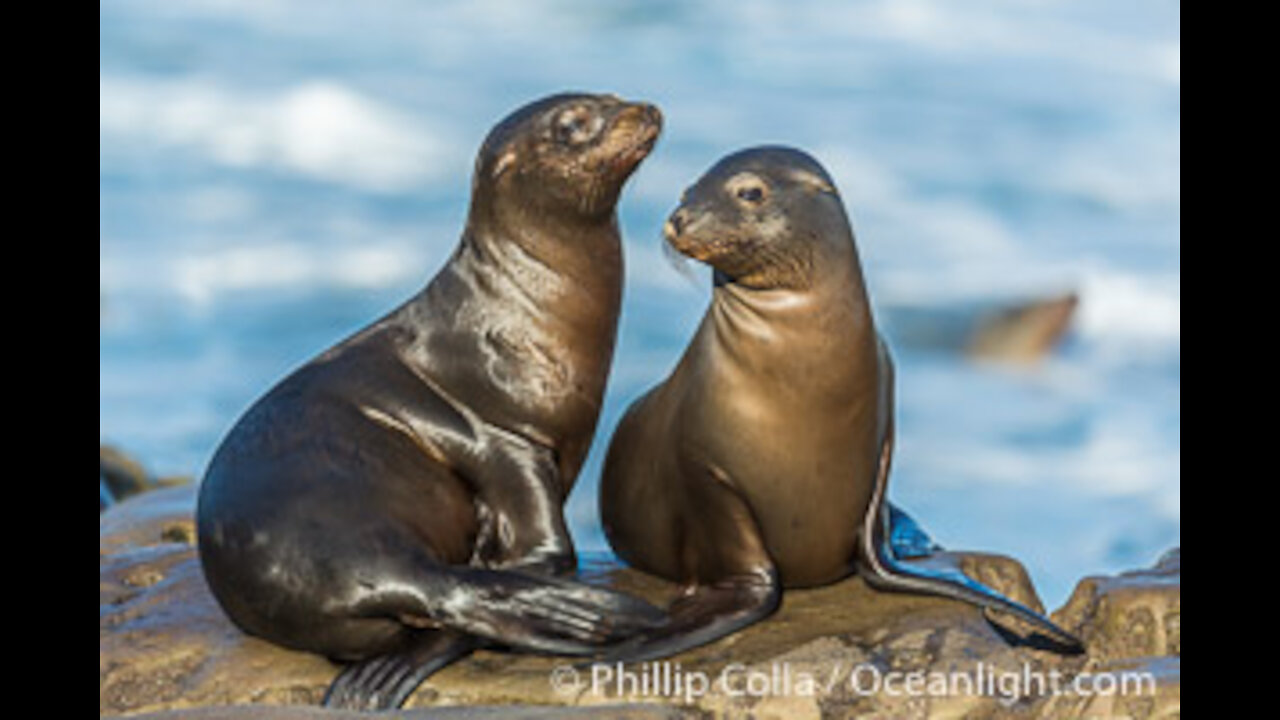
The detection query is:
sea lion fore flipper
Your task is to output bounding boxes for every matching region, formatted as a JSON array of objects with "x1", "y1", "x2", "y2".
[
  {"x1": 342, "y1": 563, "x2": 666, "y2": 655},
  {"x1": 323, "y1": 629, "x2": 477, "y2": 711},
  {"x1": 597, "y1": 468, "x2": 781, "y2": 663},
  {"x1": 857, "y1": 427, "x2": 1084, "y2": 653},
  {"x1": 426, "y1": 568, "x2": 667, "y2": 653},
  {"x1": 593, "y1": 569, "x2": 780, "y2": 665},
  {"x1": 463, "y1": 428, "x2": 575, "y2": 574}
]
